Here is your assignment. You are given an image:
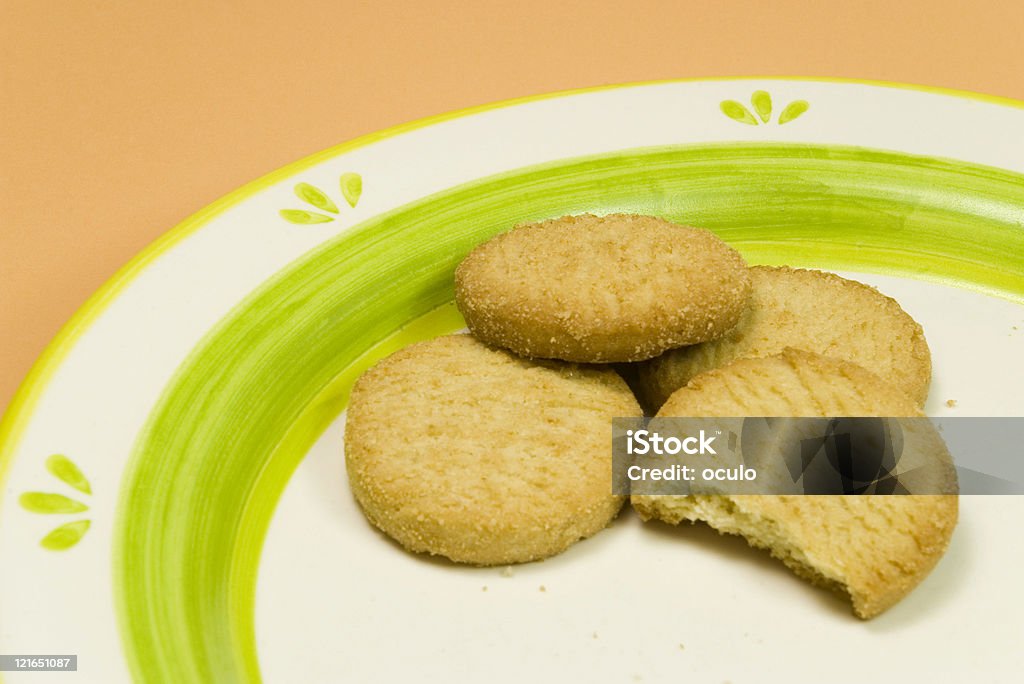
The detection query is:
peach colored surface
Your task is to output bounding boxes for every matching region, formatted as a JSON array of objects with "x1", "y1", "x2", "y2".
[{"x1": 2, "y1": 0, "x2": 1023, "y2": 415}]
